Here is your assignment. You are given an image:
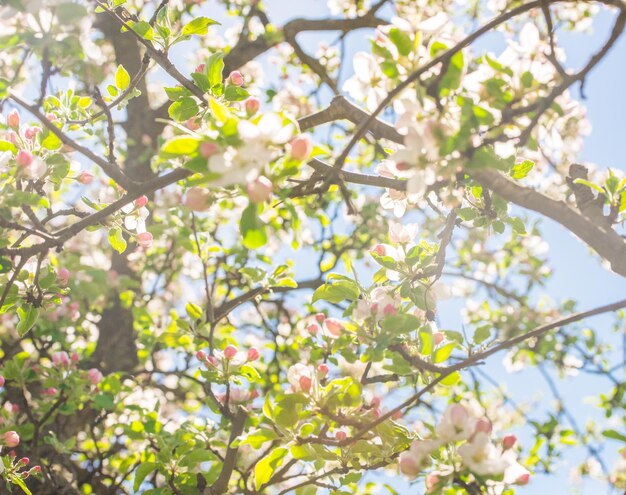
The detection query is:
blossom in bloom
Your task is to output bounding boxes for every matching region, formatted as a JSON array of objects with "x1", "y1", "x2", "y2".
[
  {"x1": 436, "y1": 403, "x2": 475, "y2": 442},
  {"x1": 342, "y1": 52, "x2": 386, "y2": 111},
  {"x1": 287, "y1": 363, "x2": 313, "y2": 393},
  {"x1": 354, "y1": 286, "x2": 400, "y2": 321},
  {"x1": 458, "y1": 432, "x2": 509, "y2": 476},
  {"x1": 388, "y1": 222, "x2": 418, "y2": 244},
  {"x1": 317, "y1": 363, "x2": 329, "y2": 377},
  {"x1": 289, "y1": 135, "x2": 313, "y2": 161},
  {"x1": 88, "y1": 368, "x2": 103, "y2": 385},
  {"x1": 184, "y1": 187, "x2": 211, "y2": 211}
]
